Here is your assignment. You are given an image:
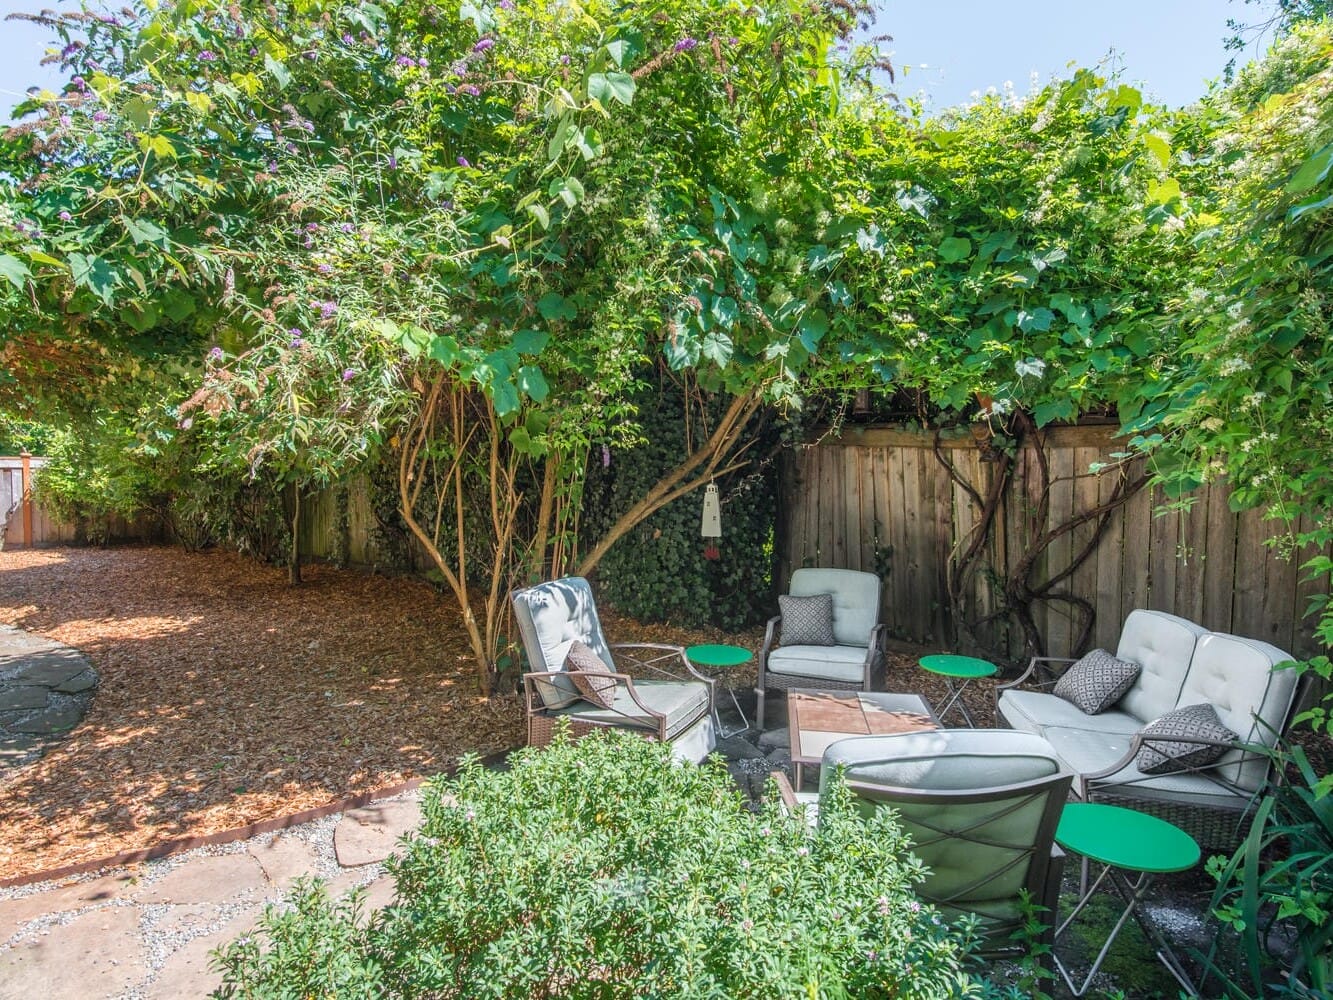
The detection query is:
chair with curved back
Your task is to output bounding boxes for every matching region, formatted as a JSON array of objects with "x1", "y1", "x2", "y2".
[{"x1": 511, "y1": 576, "x2": 717, "y2": 763}]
